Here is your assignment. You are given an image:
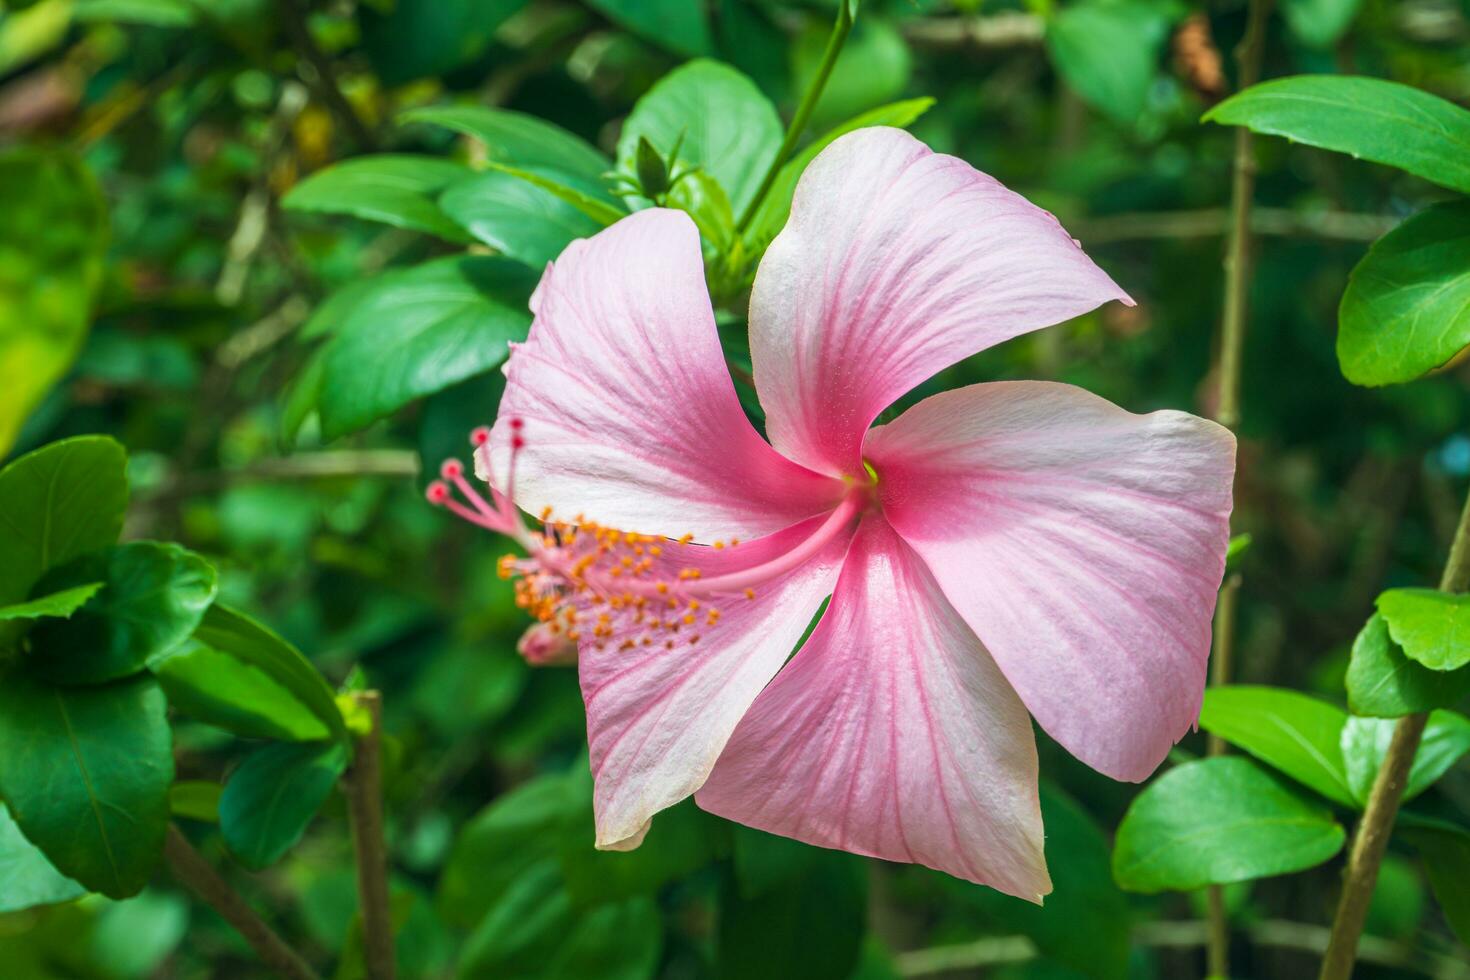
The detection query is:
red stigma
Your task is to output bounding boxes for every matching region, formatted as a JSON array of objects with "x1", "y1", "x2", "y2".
[
  {"x1": 440, "y1": 459, "x2": 464, "y2": 480},
  {"x1": 426, "y1": 481, "x2": 449, "y2": 504},
  {"x1": 470, "y1": 426, "x2": 491, "y2": 446},
  {"x1": 510, "y1": 417, "x2": 525, "y2": 431},
  {"x1": 512, "y1": 436, "x2": 526, "y2": 450}
]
